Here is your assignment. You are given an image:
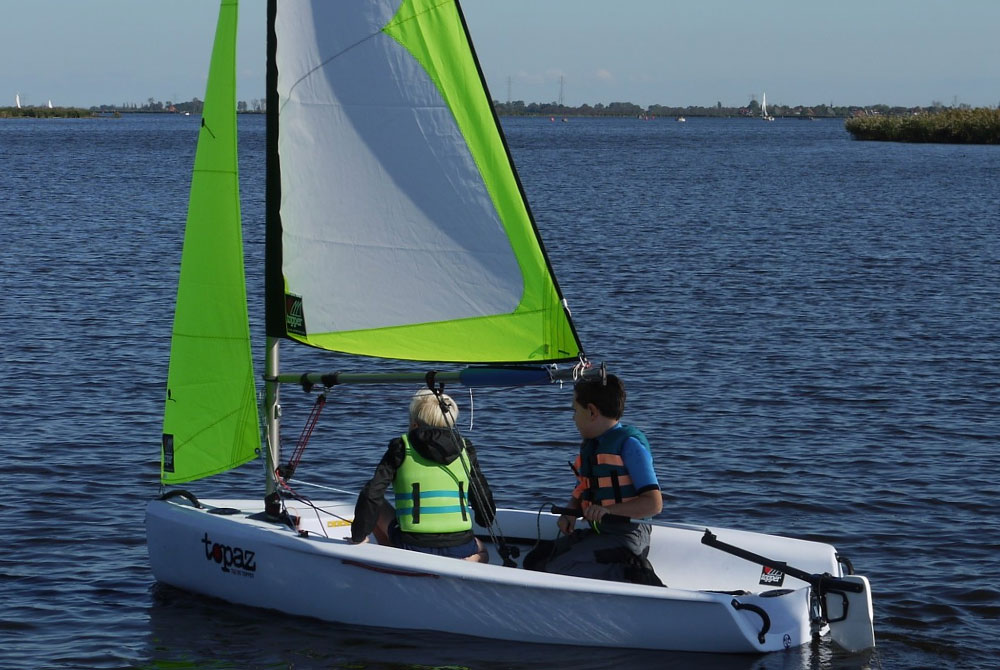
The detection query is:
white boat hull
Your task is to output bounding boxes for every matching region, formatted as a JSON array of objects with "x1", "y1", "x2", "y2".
[{"x1": 146, "y1": 496, "x2": 868, "y2": 653}]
